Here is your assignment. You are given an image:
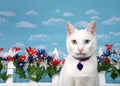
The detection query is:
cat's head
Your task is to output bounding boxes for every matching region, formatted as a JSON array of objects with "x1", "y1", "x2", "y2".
[{"x1": 66, "y1": 21, "x2": 97, "y2": 58}]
